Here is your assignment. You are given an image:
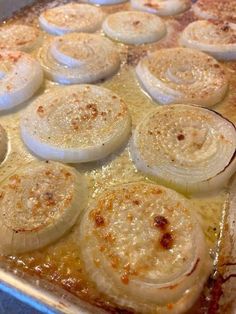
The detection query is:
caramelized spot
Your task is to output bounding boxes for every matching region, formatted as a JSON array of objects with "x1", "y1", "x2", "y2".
[
  {"x1": 160, "y1": 232, "x2": 173, "y2": 250},
  {"x1": 177, "y1": 134, "x2": 185, "y2": 141},
  {"x1": 94, "y1": 214, "x2": 105, "y2": 227},
  {"x1": 154, "y1": 215, "x2": 169, "y2": 230},
  {"x1": 121, "y1": 273, "x2": 129, "y2": 285},
  {"x1": 133, "y1": 20, "x2": 141, "y2": 26},
  {"x1": 37, "y1": 105, "x2": 45, "y2": 116},
  {"x1": 133, "y1": 199, "x2": 140, "y2": 205},
  {"x1": 43, "y1": 192, "x2": 56, "y2": 206}
]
